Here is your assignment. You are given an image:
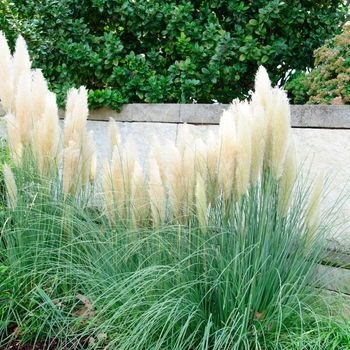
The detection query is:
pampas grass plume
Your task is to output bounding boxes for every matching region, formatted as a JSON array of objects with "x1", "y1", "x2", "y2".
[
  {"x1": 278, "y1": 140, "x2": 297, "y2": 217},
  {"x1": 251, "y1": 66, "x2": 273, "y2": 109},
  {"x1": 108, "y1": 117, "x2": 121, "y2": 155},
  {"x1": 218, "y1": 110, "x2": 236, "y2": 199},
  {"x1": 63, "y1": 140, "x2": 81, "y2": 199},
  {"x1": 0, "y1": 31, "x2": 14, "y2": 111},
  {"x1": 148, "y1": 157, "x2": 166, "y2": 227},
  {"x1": 64, "y1": 88, "x2": 79, "y2": 147},
  {"x1": 15, "y1": 71, "x2": 32, "y2": 145},
  {"x1": 12, "y1": 35, "x2": 31, "y2": 97},
  {"x1": 71, "y1": 87, "x2": 88, "y2": 141},
  {"x1": 269, "y1": 88, "x2": 291, "y2": 180},
  {"x1": 206, "y1": 130, "x2": 219, "y2": 198},
  {"x1": 110, "y1": 145, "x2": 125, "y2": 218},
  {"x1": 102, "y1": 160, "x2": 116, "y2": 224},
  {"x1": 195, "y1": 172, "x2": 207, "y2": 234},
  {"x1": 81, "y1": 130, "x2": 96, "y2": 188},
  {"x1": 234, "y1": 113, "x2": 252, "y2": 199},
  {"x1": 31, "y1": 69, "x2": 49, "y2": 122},
  {"x1": 131, "y1": 160, "x2": 149, "y2": 227},
  {"x1": 5, "y1": 113, "x2": 22, "y2": 166},
  {"x1": 3, "y1": 162, "x2": 17, "y2": 209},
  {"x1": 305, "y1": 171, "x2": 324, "y2": 245},
  {"x1": 250, "y1": 104, "x2": 267, "y2": 185},
  {"x1": 35, "y1": 91, "x2": 61, "y2": 177},
  {"x1": 165, "y1": 140, "x2": 183, "y2": 219},
  {"x1": 149, "y1": 135, "x2": 166, "y2": 186},
  {"x1": 177, "y1": 123, "x2": 194, "y2": 156},
  {"x1": 182, "y1": 144, "x2": 196, "y2": 218}
]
